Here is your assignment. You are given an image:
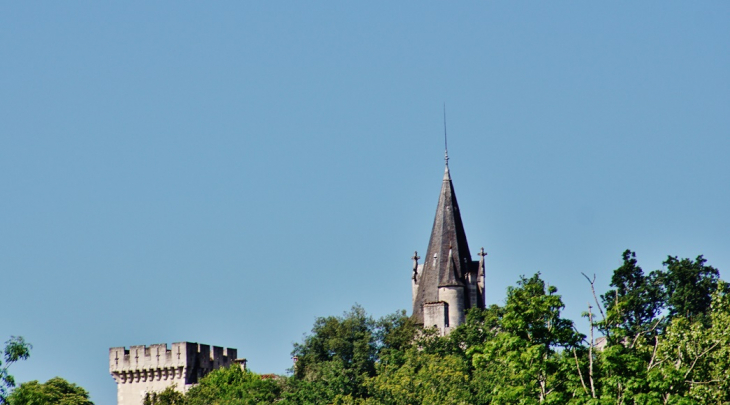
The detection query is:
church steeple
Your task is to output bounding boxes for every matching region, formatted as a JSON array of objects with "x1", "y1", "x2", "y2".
[{"x1": 411, "y1": 158, "x2": 482, "y2": 326}]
